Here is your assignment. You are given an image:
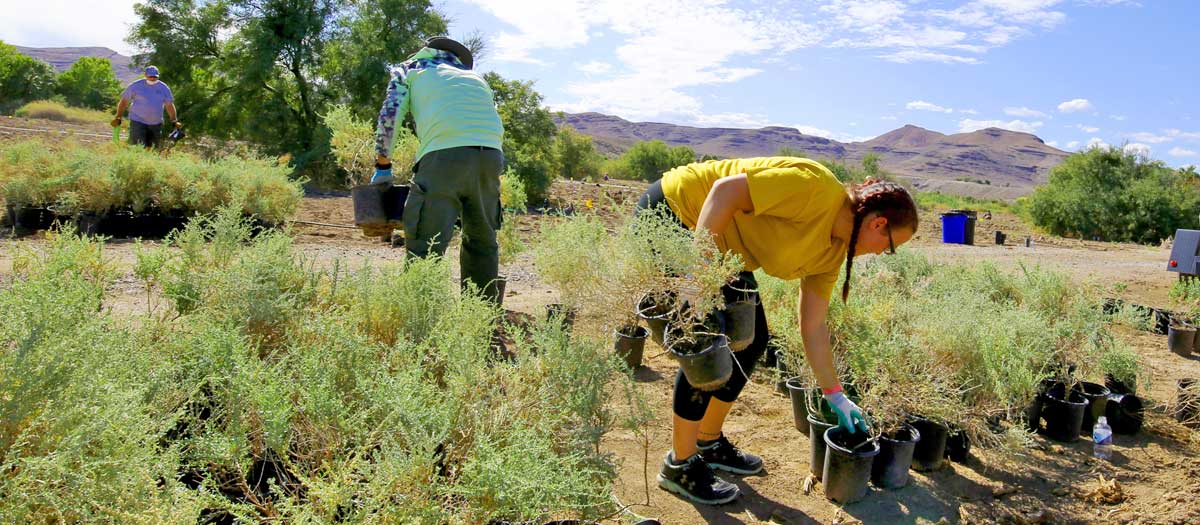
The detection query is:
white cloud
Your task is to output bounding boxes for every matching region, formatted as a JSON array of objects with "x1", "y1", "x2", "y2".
[
  {"x1": 1087, "y1": 137, "x2": 1109, "y2": 149},
  {"x1": 1066, "y1": 141, "x2": 1081, "y2": 150},
  {"x1": 1123, "y1": 143, "x2": 1151, "y2": 157},
  {"x1": 958, "y1": 118, "x2": 1044, "y2": 134},
  {"x1": 576, "y1": 61, "x2": 613, "y2": 75},
  {"x1": 1005, "y1": 106, "x2": 1048, "y2": 118},
  {"x1": 1109, "y1": 115, "x2": 1127, "y2": 121},
  {"x1": 1058, "y1": 98, "x2": 1094, "y2": 113},
  {"x1": 959, "y1": 109, "x2": 979, "y2": 115},
  {"x1": 0, "y1": 0, "x2": 139, "y2": 55},
  {"x1": 879, "y1": 50, "x2": 981, "y2": 64},
  {"x1": 692, "y1": 112, "x2": 769, "y2": 129},
  {"x1": 907, "y1": 100, "x2": 953, "y2": 113},
  {"x1": 786, "y1": 124, "x2": 872, "y2": 143},
  {"x1": 1170, "y1": 147, "x2": 1198, "y2": 157},
  {"x1": 1127, "y1": 131, "x2": 1173, "y2": 144},
  {"x1": 1046, "y1": 140, "x2": 1058, "y2": 147},
  {"x1": 1075, "y1": 124, "x2": 1100, "y2": 133}
]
